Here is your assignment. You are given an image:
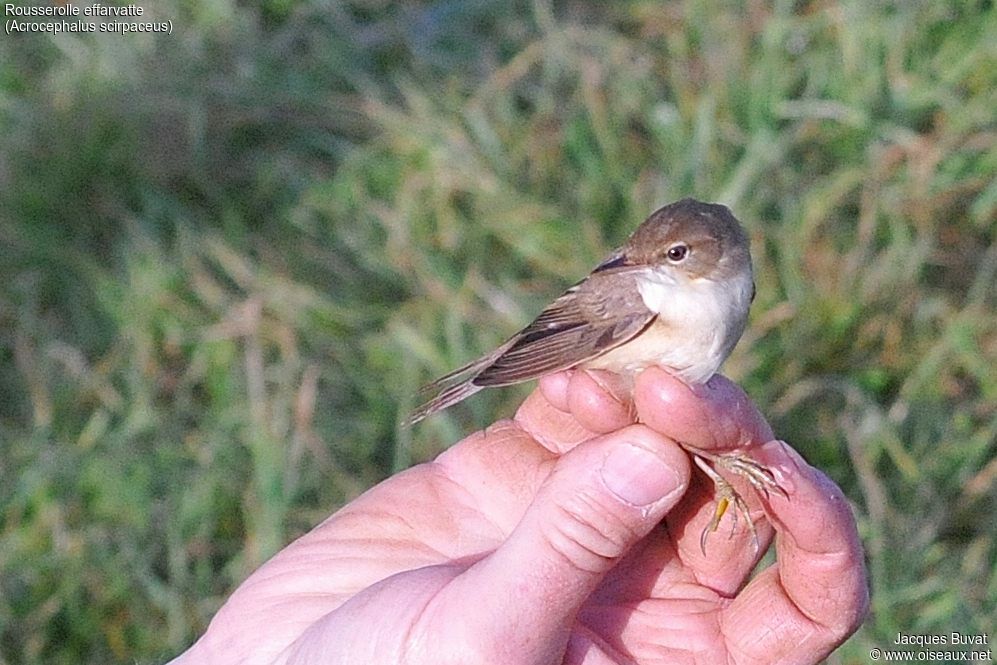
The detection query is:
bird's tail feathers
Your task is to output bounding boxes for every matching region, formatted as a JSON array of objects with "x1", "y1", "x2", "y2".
[
  {"x1": 415, "y1": 355, "x2": 489, "y2": 396},
  {"x1": 403, "y1": 380, "x2": 483, "y2": 427},
  {"x1": 406, "y1": 339, "x2": 521, "y2": 426}
]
